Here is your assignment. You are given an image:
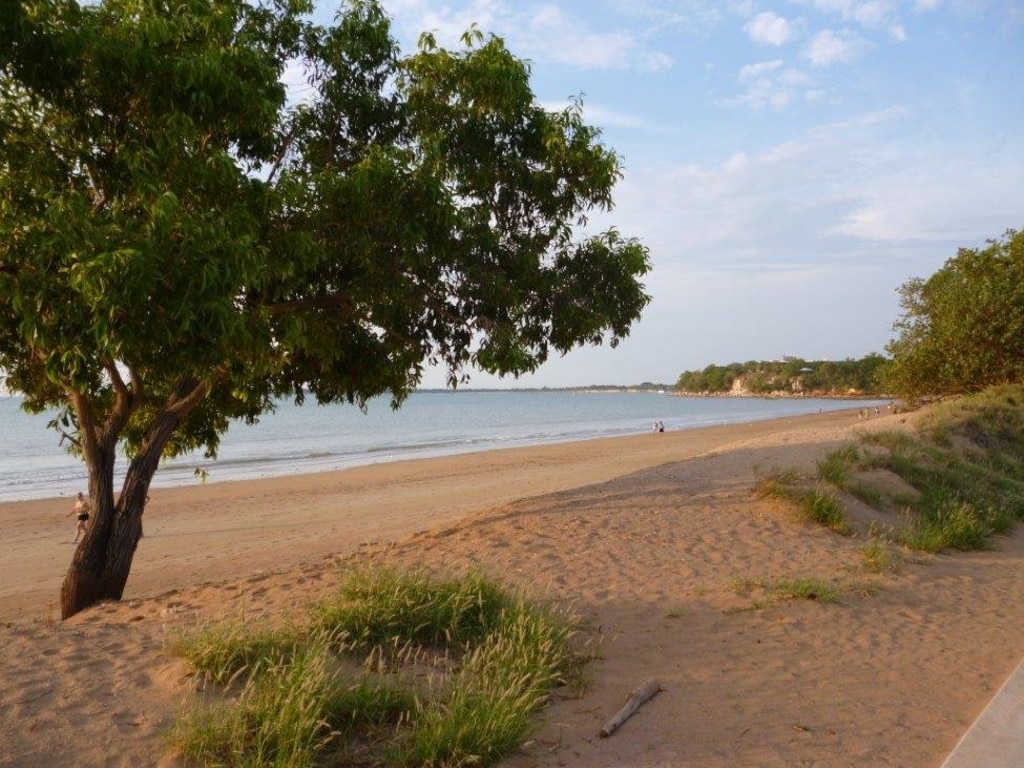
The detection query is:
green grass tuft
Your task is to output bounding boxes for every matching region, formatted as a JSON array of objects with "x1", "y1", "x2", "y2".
[
  {"x1": 802, "y1": 487, "x2": 850, "y2": 533},
  {"x1": 859, "y1": 540, "x2": 897, "y2": 573},
  {"x1": 310, "y1": 568, "x2": 514, "y2": 651},
  {"x1": 171, "y1": 570, "x2": 579, "y2": 768},
  {"x1": 767, "y1": 578, "x2": 841, "y2": 603},
  {"x1": 170, "y1": 618, "x2": 303, "y2": 685},
  {"x1": 816, "y1": 444, "x2": 861, "y2": 488}
]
